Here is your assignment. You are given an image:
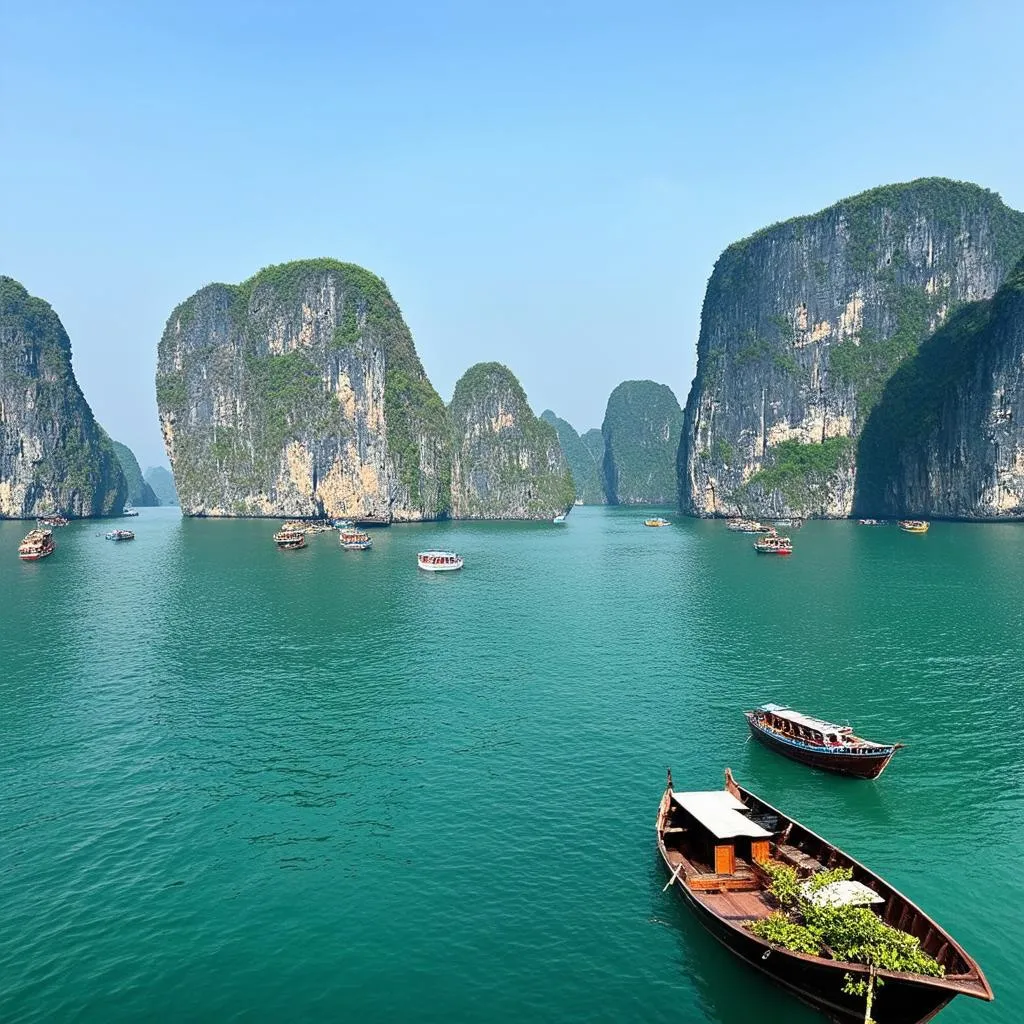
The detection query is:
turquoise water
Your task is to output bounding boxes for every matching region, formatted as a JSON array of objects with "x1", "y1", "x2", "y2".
[{"x1": 1, "y1": 508, "x2": 1021, "y2": 1023}]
